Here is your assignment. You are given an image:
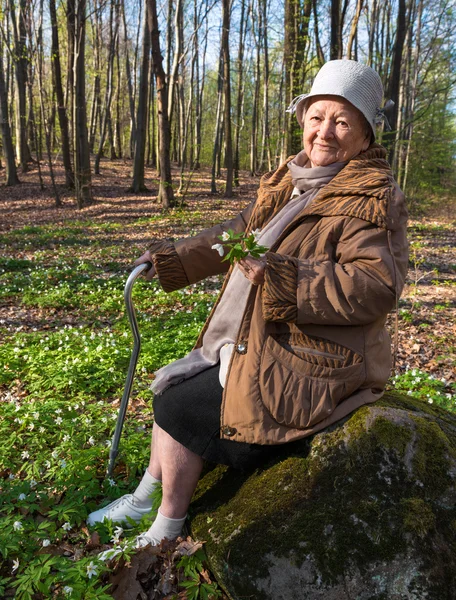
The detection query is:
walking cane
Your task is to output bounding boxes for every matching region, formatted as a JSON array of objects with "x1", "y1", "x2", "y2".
[{"x1": 107, "y1": 261, "x2": 151, "y2": 477}]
